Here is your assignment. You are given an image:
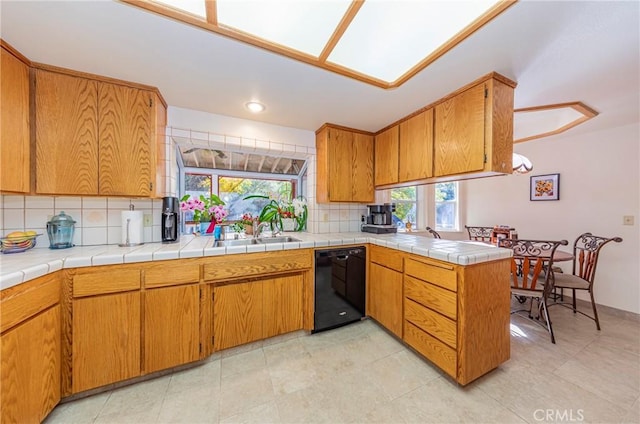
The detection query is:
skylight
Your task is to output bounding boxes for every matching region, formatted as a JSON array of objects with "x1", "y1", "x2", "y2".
[
  {"x1": 127, "y1": 0, "x2": 514, "y2": 88},
  {"x1": 514, "y1": 102, "x2": 598, "y2": 143},
  {"x1": 327, "y1": 0, "x2": 499, "y2": 82}
]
